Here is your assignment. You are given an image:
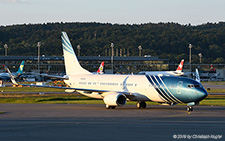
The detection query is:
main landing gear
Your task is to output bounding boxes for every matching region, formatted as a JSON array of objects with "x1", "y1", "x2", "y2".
[
  {"x1": 136, "y1": 101, "x2": 147, "y2": 109},
  {"x1": 106, "y1": 105, "x2": 116, "y2": 109}
]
